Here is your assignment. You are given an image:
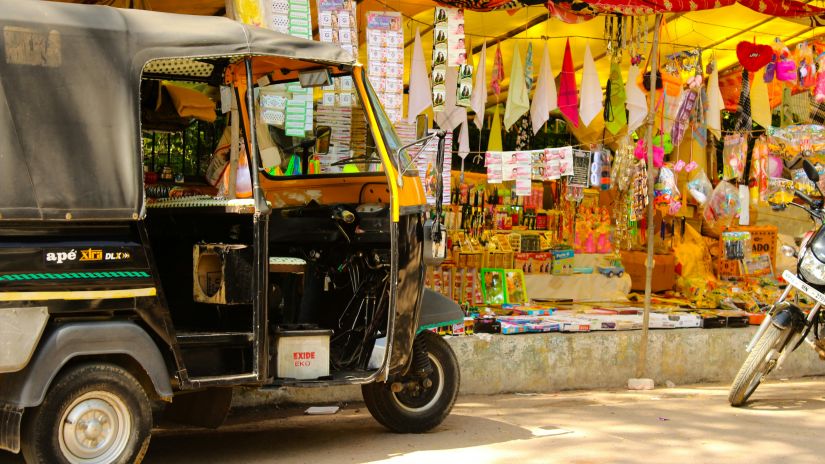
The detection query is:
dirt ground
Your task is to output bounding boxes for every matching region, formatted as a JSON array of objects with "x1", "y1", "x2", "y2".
[{"x1": 4, "y1": 378, "x2": 825, "y2": 463}]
